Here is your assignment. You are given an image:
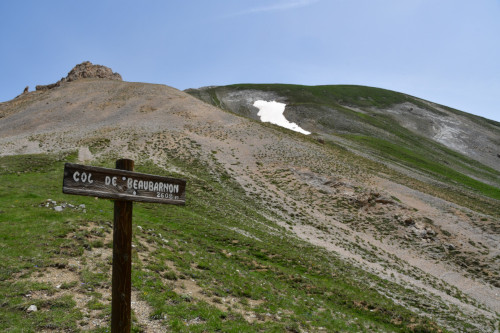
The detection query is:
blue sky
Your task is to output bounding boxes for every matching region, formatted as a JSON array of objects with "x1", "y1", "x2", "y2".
[{"x1": 1, "y1": 0, "x2": 499, "y2": 122}]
